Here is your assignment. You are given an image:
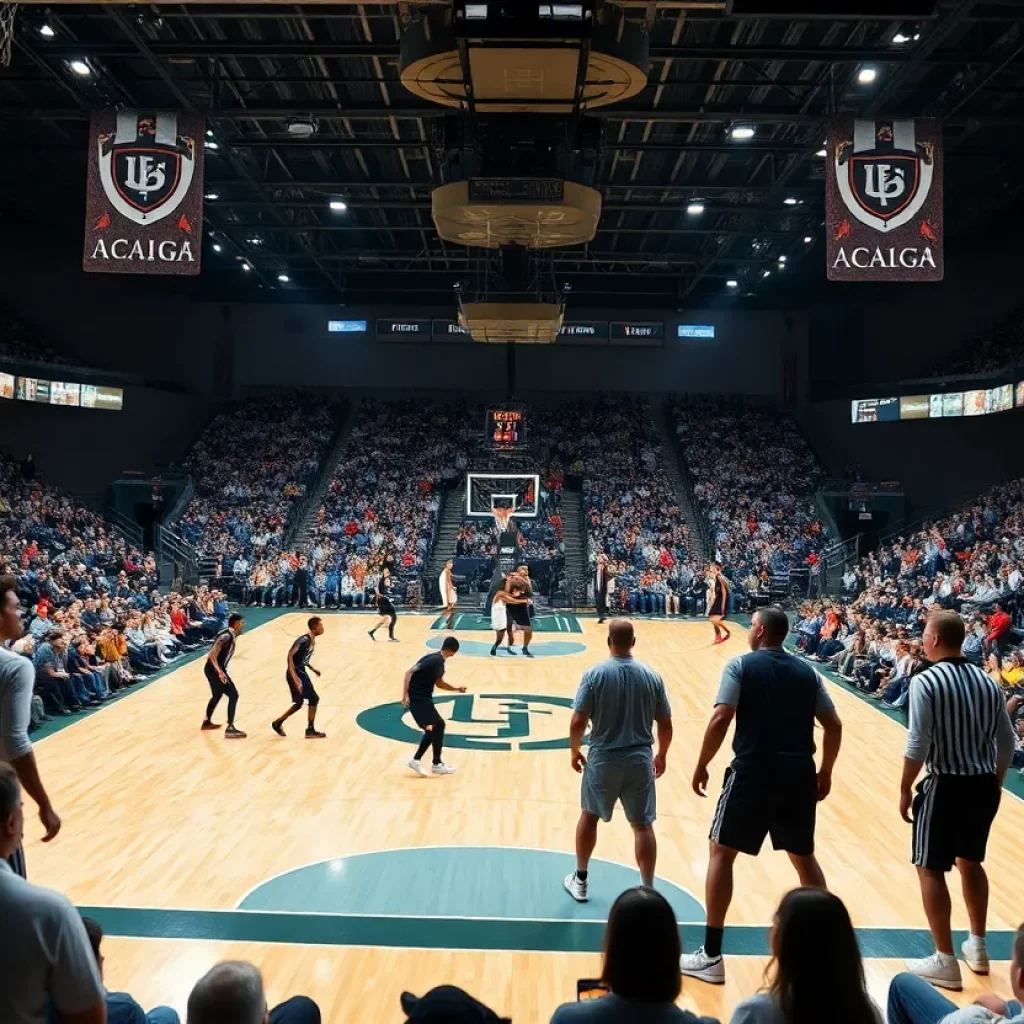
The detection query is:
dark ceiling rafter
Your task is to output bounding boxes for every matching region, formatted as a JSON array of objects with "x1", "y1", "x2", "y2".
[{"x1": 1, "y1": 1, "x2": 1023, "y2": 307}]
